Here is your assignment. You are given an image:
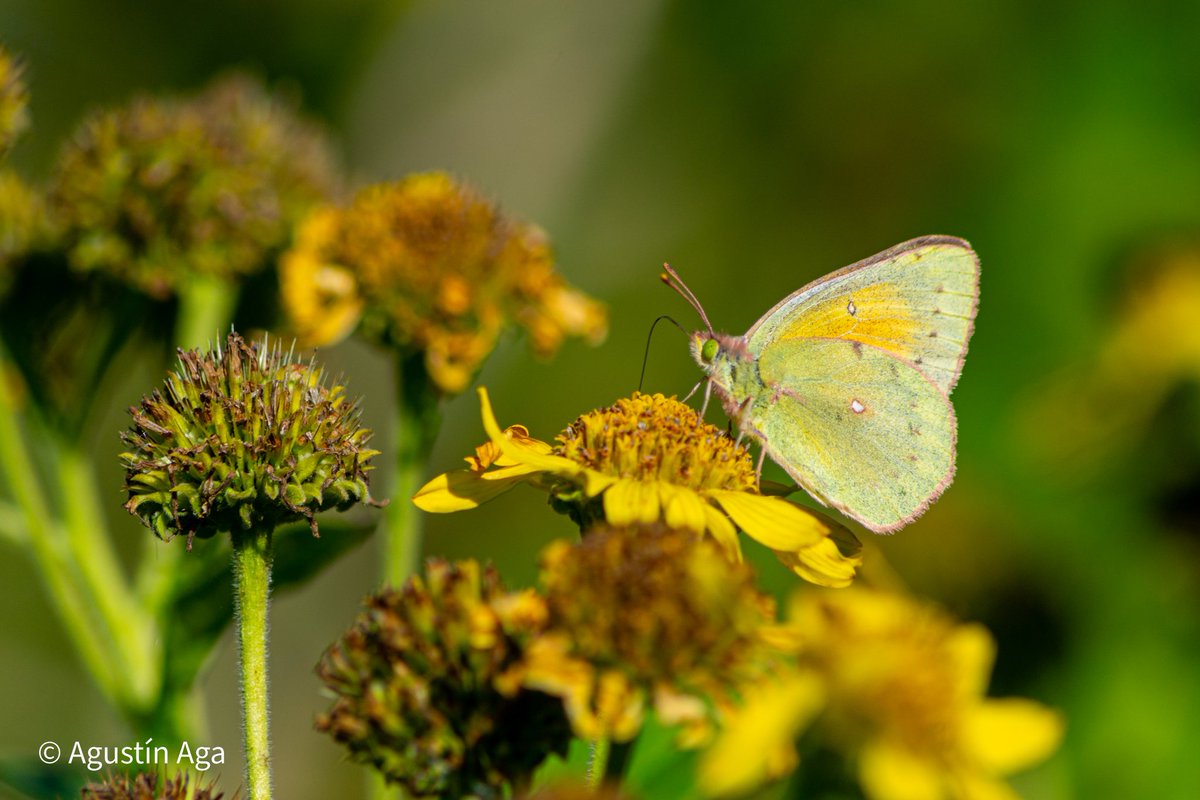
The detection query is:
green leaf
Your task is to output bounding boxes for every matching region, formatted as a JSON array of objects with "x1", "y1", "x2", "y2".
[{"x1": 0, "y1": 756, "x2": 86, "y2": 800}]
